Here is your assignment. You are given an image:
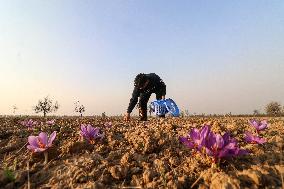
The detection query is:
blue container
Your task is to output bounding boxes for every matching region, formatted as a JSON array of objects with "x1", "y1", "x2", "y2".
[
  {"x1": 150, "y1": 100, "x2": 168, "y2": 116},
  {"x1": 164, "y1": 98, "x2": 180, "y2": 117},
  {"x1": 150, "y1": 98, "x2": 180, "y2": 117}
]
